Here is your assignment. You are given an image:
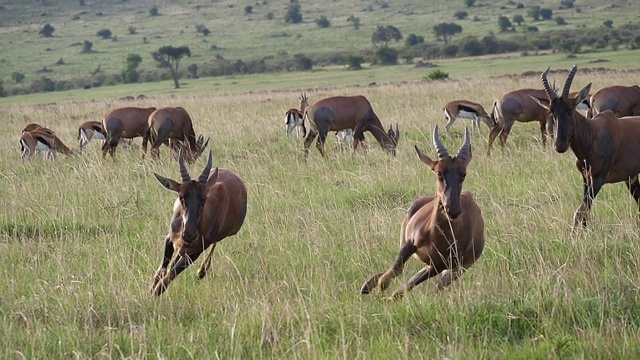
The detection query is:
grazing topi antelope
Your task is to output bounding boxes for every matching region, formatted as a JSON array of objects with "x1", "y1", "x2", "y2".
[
  {"x1": 443, "y1": 100, "x2": 495, "y2": 136},
  {"x1": 536, "y1": 65, "x2": 640, "y2": 228},
  {"x1": 20, "y1": 129, "x2": 74, "y2": 161},
  {"x1": 101, "y1": 106, "x2": 157, "y2": 158},
  {"x1": 143, "y1": 106, "x2": 209, "y2": 164},
  {"x1": 361, "y1": 126, "x2": 485, "y2": 299},
  {"x1": 151, "y1": 150, "x2": 248, "y2": 296},
  {"x1": 285, "y1": 92, "x2": 309, "y2": 137},
  {"x1": 304, "y1": 95, "x2": 399, "y2": 157},
  {"x1": 587, "y1": 85, "x2": 640, "y2": 118}
]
